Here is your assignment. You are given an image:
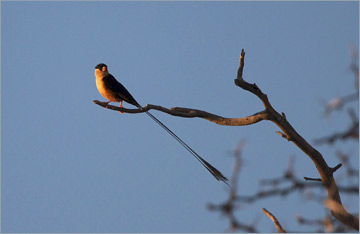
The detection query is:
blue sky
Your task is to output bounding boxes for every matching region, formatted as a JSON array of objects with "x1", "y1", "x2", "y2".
[{"x1": 1, "y1": 1, "x2": 358, "y2": 233}]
